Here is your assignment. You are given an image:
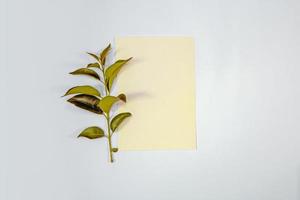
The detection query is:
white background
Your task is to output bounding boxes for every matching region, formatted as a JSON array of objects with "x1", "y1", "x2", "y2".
[{"x1": 1, "y1": 0, "x2": 300, "y2": 199}]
